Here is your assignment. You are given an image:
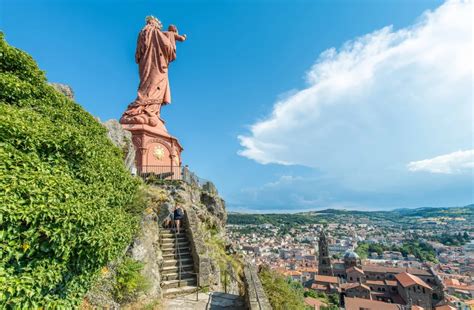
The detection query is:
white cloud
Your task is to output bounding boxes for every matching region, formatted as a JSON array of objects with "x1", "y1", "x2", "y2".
[
  {"x1": 238, "y1": 0, "x2": 473, "y2": 190},
  {"x1": 408, "y1": 150, "x2": 474, "y2": 174}
]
